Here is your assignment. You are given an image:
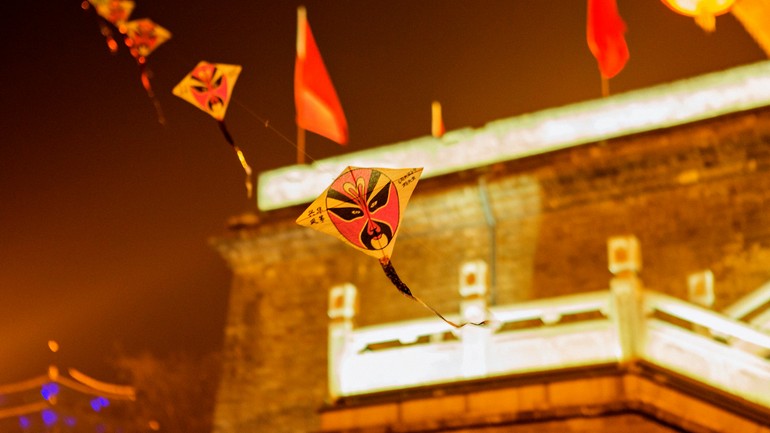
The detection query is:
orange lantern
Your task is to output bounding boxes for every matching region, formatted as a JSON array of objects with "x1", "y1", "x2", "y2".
[{"x1": 661, "y1": 0, "x2": 736, "y2": 32}]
